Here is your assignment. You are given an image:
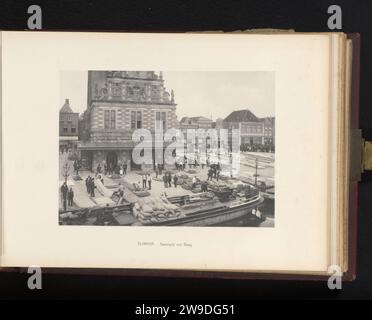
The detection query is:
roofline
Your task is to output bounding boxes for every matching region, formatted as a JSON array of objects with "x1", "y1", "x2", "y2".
[{"x1": 89, "y1": 100, "x2": 177, "y2": 107}]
